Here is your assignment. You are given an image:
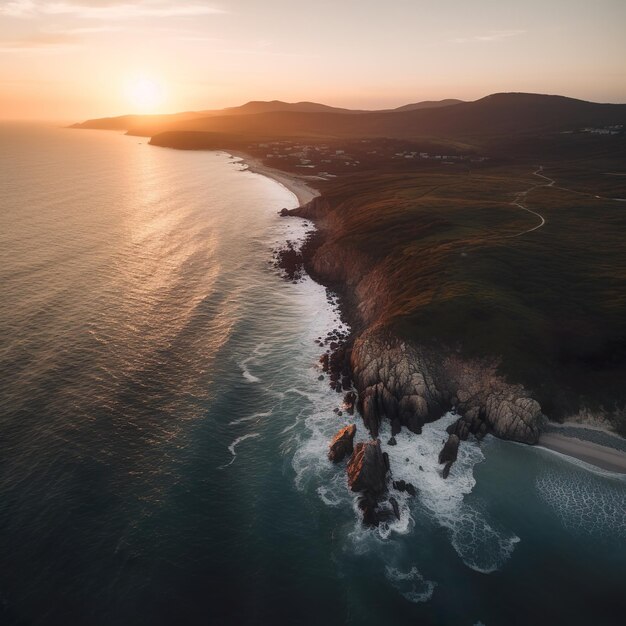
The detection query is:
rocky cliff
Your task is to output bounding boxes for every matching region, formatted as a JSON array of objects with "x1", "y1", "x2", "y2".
[
  {"x1": 290, "y1": 196, "x2": 544, "y2": 445},
  {"x1": 352, "y1": 331, "x2": 543, "y2": 444}
]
